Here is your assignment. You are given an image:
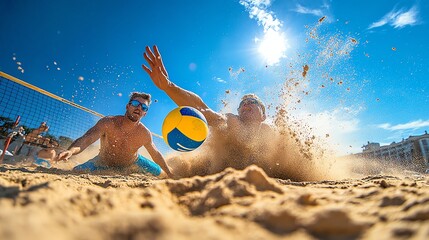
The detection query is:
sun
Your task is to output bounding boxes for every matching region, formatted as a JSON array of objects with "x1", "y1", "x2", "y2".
[{"x1": 256, "y1": 29, "x2": 288, "y2": 66}]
